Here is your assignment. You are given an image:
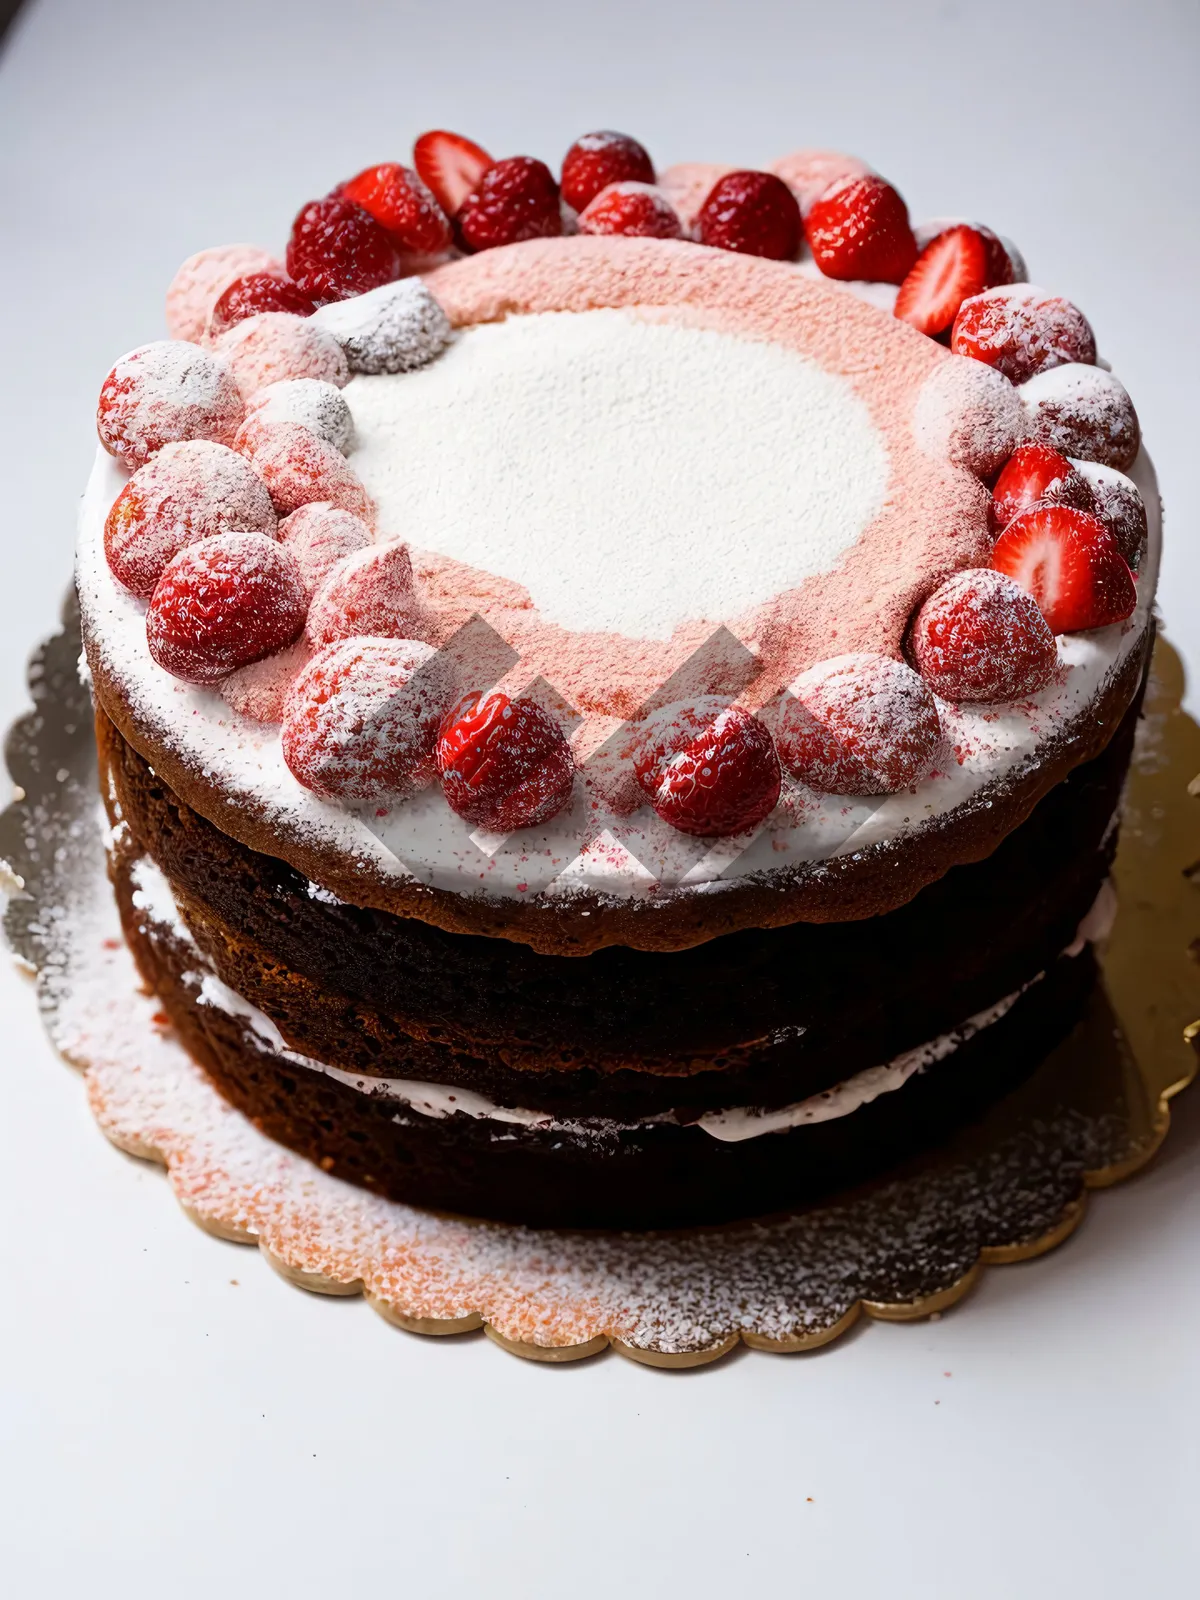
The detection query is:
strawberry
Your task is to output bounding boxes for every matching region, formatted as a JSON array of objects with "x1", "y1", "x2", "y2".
[
  {"x1": 437, "y1": 692, "x2": 575, "y2": 831},
  {"x1": 413, "y1": 130, "x2": 493, "y2": 216},
  {"x1": 208, "y1": 273, "x2": 316, "y2": 338},
  {"x1": 893, "y1": 225, "x2": 989, "y2": 337},
  {"x1": 909, "y1": 569, "x2": 1057, "y2": 703},
  {"x1": 105, "y1": 439, "x2": 277, "y2": 599},
  {"x1": 278, "y1": 502, "x2": 370, "y2": 599},
  {"x1": 305, "y1": 540, "x2": 420, "y2": 648},
  {"x1": 561, "y1": 131, "x2": 655, "y2": 213},
  {"x1": 238, "y1": 420, "x2": 374, "y2": 524},
  {"x1": 96, "y1": 341, "x2": 244, "y2": 471},
  {"x1": 286, "y1": 197, "x2": 401, "y2": 303},
  {"x1": 991, "y1": 505, "x2": 1136, "y2": 633},
  {"x1": 146, "y1": 532, "x2": 307, "y2": 685},
  {"x1": 577, "y1": 182, "x2": 683, "y2": 239},
  {"x1": 697, "y1": 171, "x2": 801, "y2": 261},
  {"x1": 804, "y1": 174, "x2": 917, "y2": 284},
  {"x1": 992, "y1": 443, "x2": 1095, "y2": 530},
  {"x1": 213, "y1": 312, "x2": 348, "y2": 399},
  {"x1": 1072, "y1": 460, "x2": 1148, "y2": 571},
  {"x1": 283, "y1": 637, "x2": 442, "y2": 801},
  {"x1": 951, "y1": 285, "x2": 1096, "y2": 384},
  {"x1": 455, "y1": 156, "x2": 563, "y2": 252},
  {"x1": 1018, "y1": 363, "x2": 1140, "y2": 472},
  {"x1": 340, "y1": 163, "x2": 451, "y2": 255},
  {"x1": 912, "y1": 220, "x2": 1015, "y2": 289},
  {"x1": 774, "y1": 655, "x2": 941, "y2": 795},
  {"x1": 631, "y1": 700, "x2": 781, "y2": 837}
]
